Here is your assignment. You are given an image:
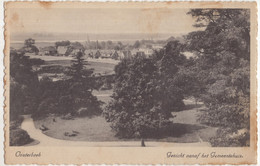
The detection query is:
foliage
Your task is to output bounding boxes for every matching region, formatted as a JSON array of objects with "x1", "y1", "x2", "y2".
[
  {"x1": 84, "y1": 40, "x2": 125, "y2": 50},
  {"x1": 24, "y1": 38, "x2": 35, "y2": 47},
  {"x1": 104, "y1": 41, "x2": 186, "y2": 139},
  {"x1": 10, "y1": 128, "x2": 33, "y2": 146},
  {"x1": 10, "y1": 50, "x2": 40, "y2": 119},
  {"x1": 38, "y1": 65, "x2": 67, "y2": 74},
  {"x1": 133, "y1": 40, "x2": 141, "y2": 48},
  {"x1": 65, "y1": 51, "x2": 102, "y2": 115},
  {"x1": 174, "y1": 58, "x2": 204, "y2": 101},
  {"x1": 20, "y1": 38, "x2": 39, "y2": 54},
  {"x1": 67, "y1": 51, "x2": 93, "y2": 82},
  {"x1": 111, "y1": 51, "x2": 119, "y2": 60},
  {"x1": 209, "y1": 128, "x2": 249, "y2": 147},
  {"x1": 55, "y1": 40, "x2": 71, "y2": 48},
  {"x1": 29, "y1": 58, "x2": 45, "y2": 66},
  {"x1": 186, "y1": 9, "x2": 250, "y2": 146},
  {"x1": 10, "y1": 116, "x2": 33, "y2": 146},
  {"x1": 35, "y1": 51, "x2": 102, "y2": 117},
  {"x1": 70, "y1": 42, "x2": 85, "y2": 51}
]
